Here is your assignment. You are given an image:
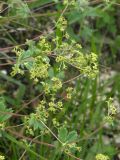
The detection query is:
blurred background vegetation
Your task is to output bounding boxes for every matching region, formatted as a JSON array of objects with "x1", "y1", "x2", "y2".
[{"x1": 0, "y1": 0, "x2": 120, "y2": 160}]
